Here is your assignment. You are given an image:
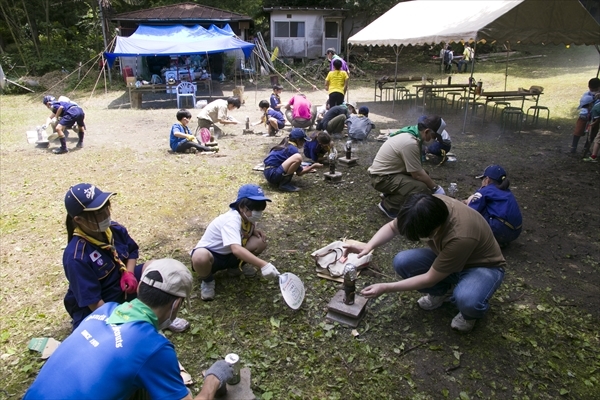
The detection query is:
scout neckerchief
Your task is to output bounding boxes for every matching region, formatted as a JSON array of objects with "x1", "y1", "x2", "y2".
[
  {"x1": 74, "y1": 226, "x2": 130, "y2": 288},
  {"x1": 239, "y1": 213, "x2": 254, "y2": 267},
  {"x1": 105, "y1": 298, "x2": 158, "y2": 329},
  {"x1": 179, "y1": 123, "x2": 191, "y2": 135},
  {"x1": 390, "y1": 125, "x2": 423, "y2": 164}
]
